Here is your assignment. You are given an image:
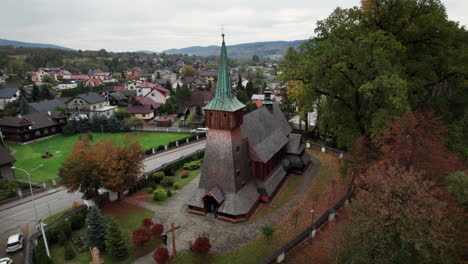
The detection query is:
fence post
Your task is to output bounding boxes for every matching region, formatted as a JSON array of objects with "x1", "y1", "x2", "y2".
[
  {"x1": 328, "y1": 211, "x2": 336, "y2": 221},
  {"x1": 310, "y1": 229, "x2": 317, "y2": 238},
  {"x1": 166, "y1": 128, "x2": 169, "y2": 132},
  {"x1": 276, "y1": 252, "x2": 285, "y2": 263},
  {"x1": 176, "y1": 141, "x2": 179, "y2": 147},
  {"x1": 339, "y1": 153, "x2": 344, "y2": 159},
  {"x1": 345, "y1": 200, "x2": 349, "y2": 206},
  {"x1": 165, "y1": 145, "x2": 168, "y2": 150},
  {"x1": 152, "y1": 148, "x2": 155, "y2": 154},
  {"x1": 186, "y1": 138, "x2": 189, "y2": 143},
  {"x1": 17, "y1": 189, "x2": 22, "y2": 198},
  {"x1": 196, "y1": 135, "x2": 199, "y2": 140},
  {"x1": 52, "y1": 179, "x2": 56, "y2": 186},
  {"x1": 306, "y1": 142, "x2": 310, "y2": 148},
  {"x1": 42, "y1": 182, "x2": 47, "y2": 189},
  {"x1": 321, "y1": 146, "x2": 326, "y2": 153}
]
